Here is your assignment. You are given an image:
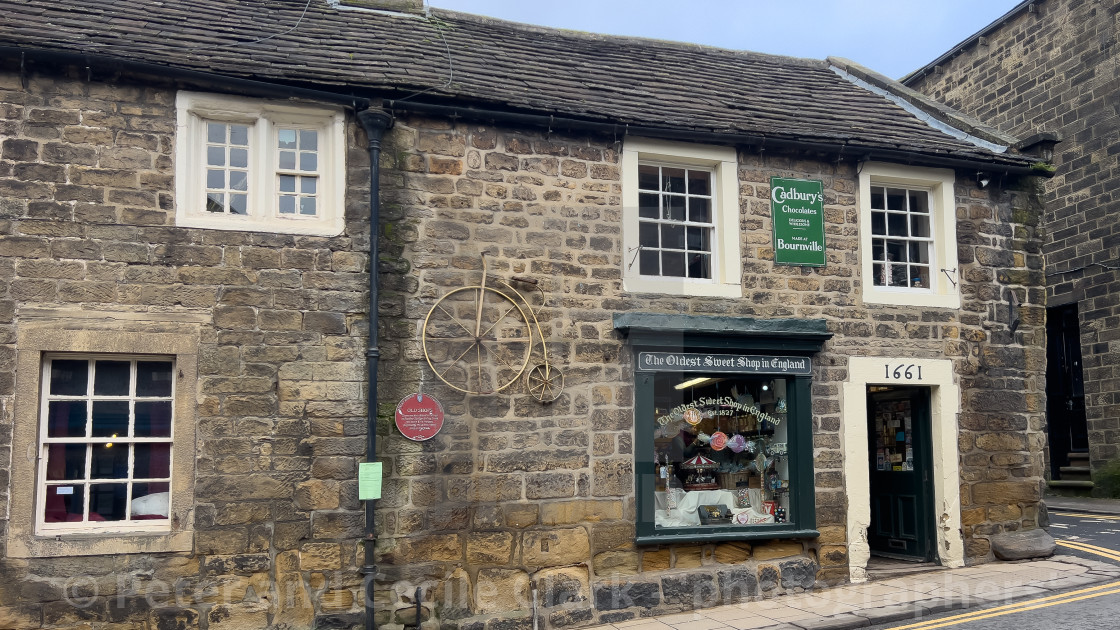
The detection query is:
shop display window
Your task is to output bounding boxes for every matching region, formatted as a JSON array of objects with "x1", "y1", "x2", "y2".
[{"x1": 635, "y1": 364, "x2": 816, "y2": 543}]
